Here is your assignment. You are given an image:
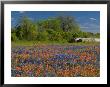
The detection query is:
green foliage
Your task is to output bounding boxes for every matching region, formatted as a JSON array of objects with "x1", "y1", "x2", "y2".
[
  {"x1": 58, "y1": 16, "x2": 80, "y2": 32},
  {"x1": 37, "y1": 31, "x2": 48, "y2": 41},
  {"x1": 11, "y1": 33, "x2": 18, "y2": 41},
  {"x1": 11, "y1": 15, "x2": 100, "y2": 43},
  {"x1": 72, "y1": 32, "x2": 79, "y2": 38},
  {"x1": 16, "y1": 26, "x2": 24, "y2": 40},
  {"x1": 62, "y1": 32, "x2": 73, "y2": 42},
  {"x1": 13, "y1": 16, "x2": 38, "y2": 41},
  {"x1": 95, "y1": 33, "x2": 100, "y2": 38},
  {"x1": 47, "y1": 30, "x2": 63, "y2": 41}
]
